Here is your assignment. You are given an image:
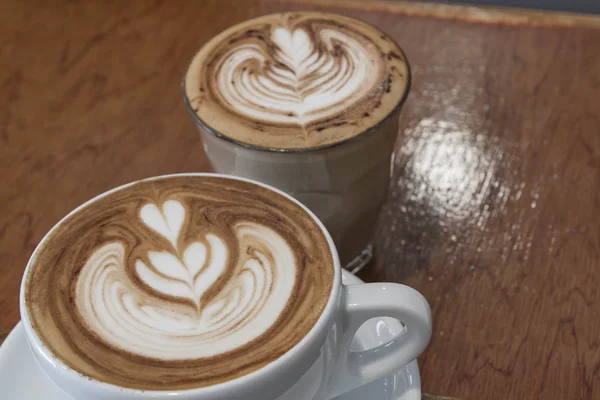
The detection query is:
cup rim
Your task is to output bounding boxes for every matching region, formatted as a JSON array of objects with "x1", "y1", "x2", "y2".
[
  {"x1": 181, "y1": 11, "x2": 412, "y2": 154},
  {"x1": 19, "y1": 173, "x2": 342, "y2": 398}
]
